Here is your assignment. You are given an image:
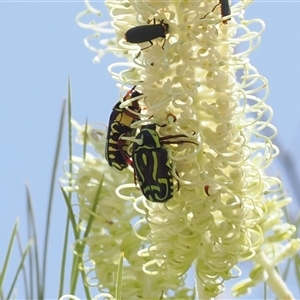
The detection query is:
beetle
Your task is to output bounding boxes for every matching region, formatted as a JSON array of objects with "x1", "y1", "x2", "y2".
[
  {"x1": 105, "y1": 86, "x2": 142, "y2": 171},
  {"x1": 201, "y1": 0, "x2": 231, "y2": 24},
  {"x1": 220, "y1": 0, "x2": 231, "y2": 24},
  {"x1": 124, "y1": 19, "x2": 169, "y2": 52},
  {"x1": 131, "y1": 123, "x2": 197, "y2": 203}
]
